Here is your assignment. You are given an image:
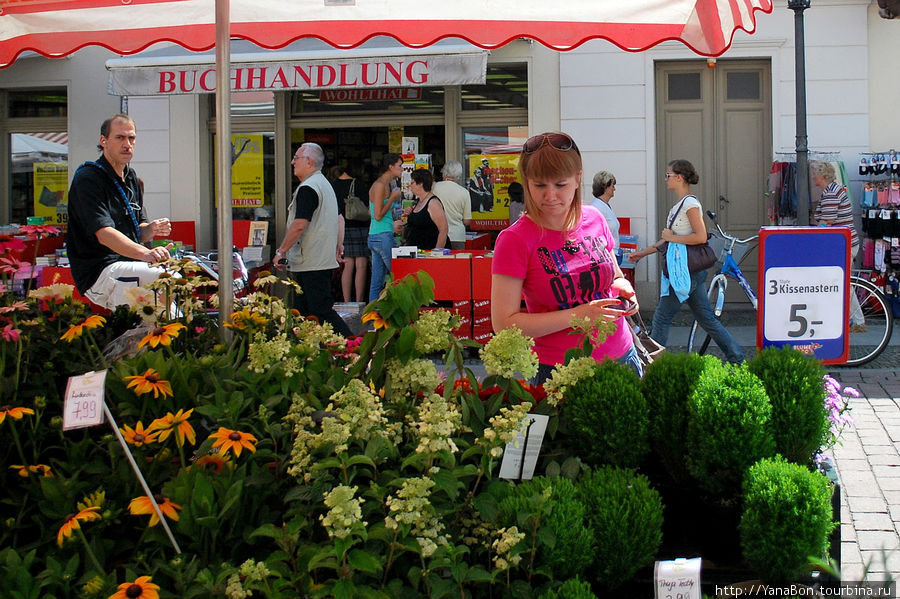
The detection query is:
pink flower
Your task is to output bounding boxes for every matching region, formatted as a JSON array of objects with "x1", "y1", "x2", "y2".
[
  {"x1": 1, "y1": 323, "x2": 21, "y2": 342},
  {"x1": 0, "y1": 302, "x2": 28, "y2": 314},
  {"x1": 0, "y1": 235, "x2": 26, "y2": 253},
  {"x1": 18, "y1": 225, "x2": 61, "y2": 238},
  {"x1": 0, "y1": 255, "x2": 26, "y2": 275}
]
